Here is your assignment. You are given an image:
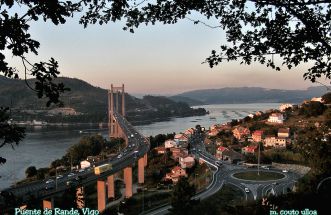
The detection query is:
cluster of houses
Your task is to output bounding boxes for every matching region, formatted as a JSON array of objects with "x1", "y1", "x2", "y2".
[
  {"x1": 154, "y1": 128, "x2": 196, "y2": 183},
  {"x1": 214, "y1": 125, "x2": 291, "y2": 162},
  {"x1": 210, "y1": 107, "x2": 293, "y2": 162}
]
